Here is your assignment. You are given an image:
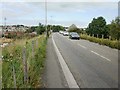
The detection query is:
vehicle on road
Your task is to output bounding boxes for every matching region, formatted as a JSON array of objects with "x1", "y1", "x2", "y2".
[
  {"x1": 69, "y1": 32, "x2": 80, "y2": 40},
  {"x1": 63, "y1": 31, "x2": 69, "y2": 36},
  {"x1": 59, "y1": 31, "x2": 64, "y2": 34}
]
